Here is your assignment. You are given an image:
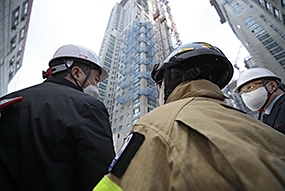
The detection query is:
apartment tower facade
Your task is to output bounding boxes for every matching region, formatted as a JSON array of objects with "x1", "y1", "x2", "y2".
[
  {"x1": 211, "y1": 0, "x2": 285, "y2": 82},
  {"x1": 98, "y1": 0, "x2": 176, "y2": 151},
  {"x1": 0, "y1": 0, "x2": 33, "y2": 96}
]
